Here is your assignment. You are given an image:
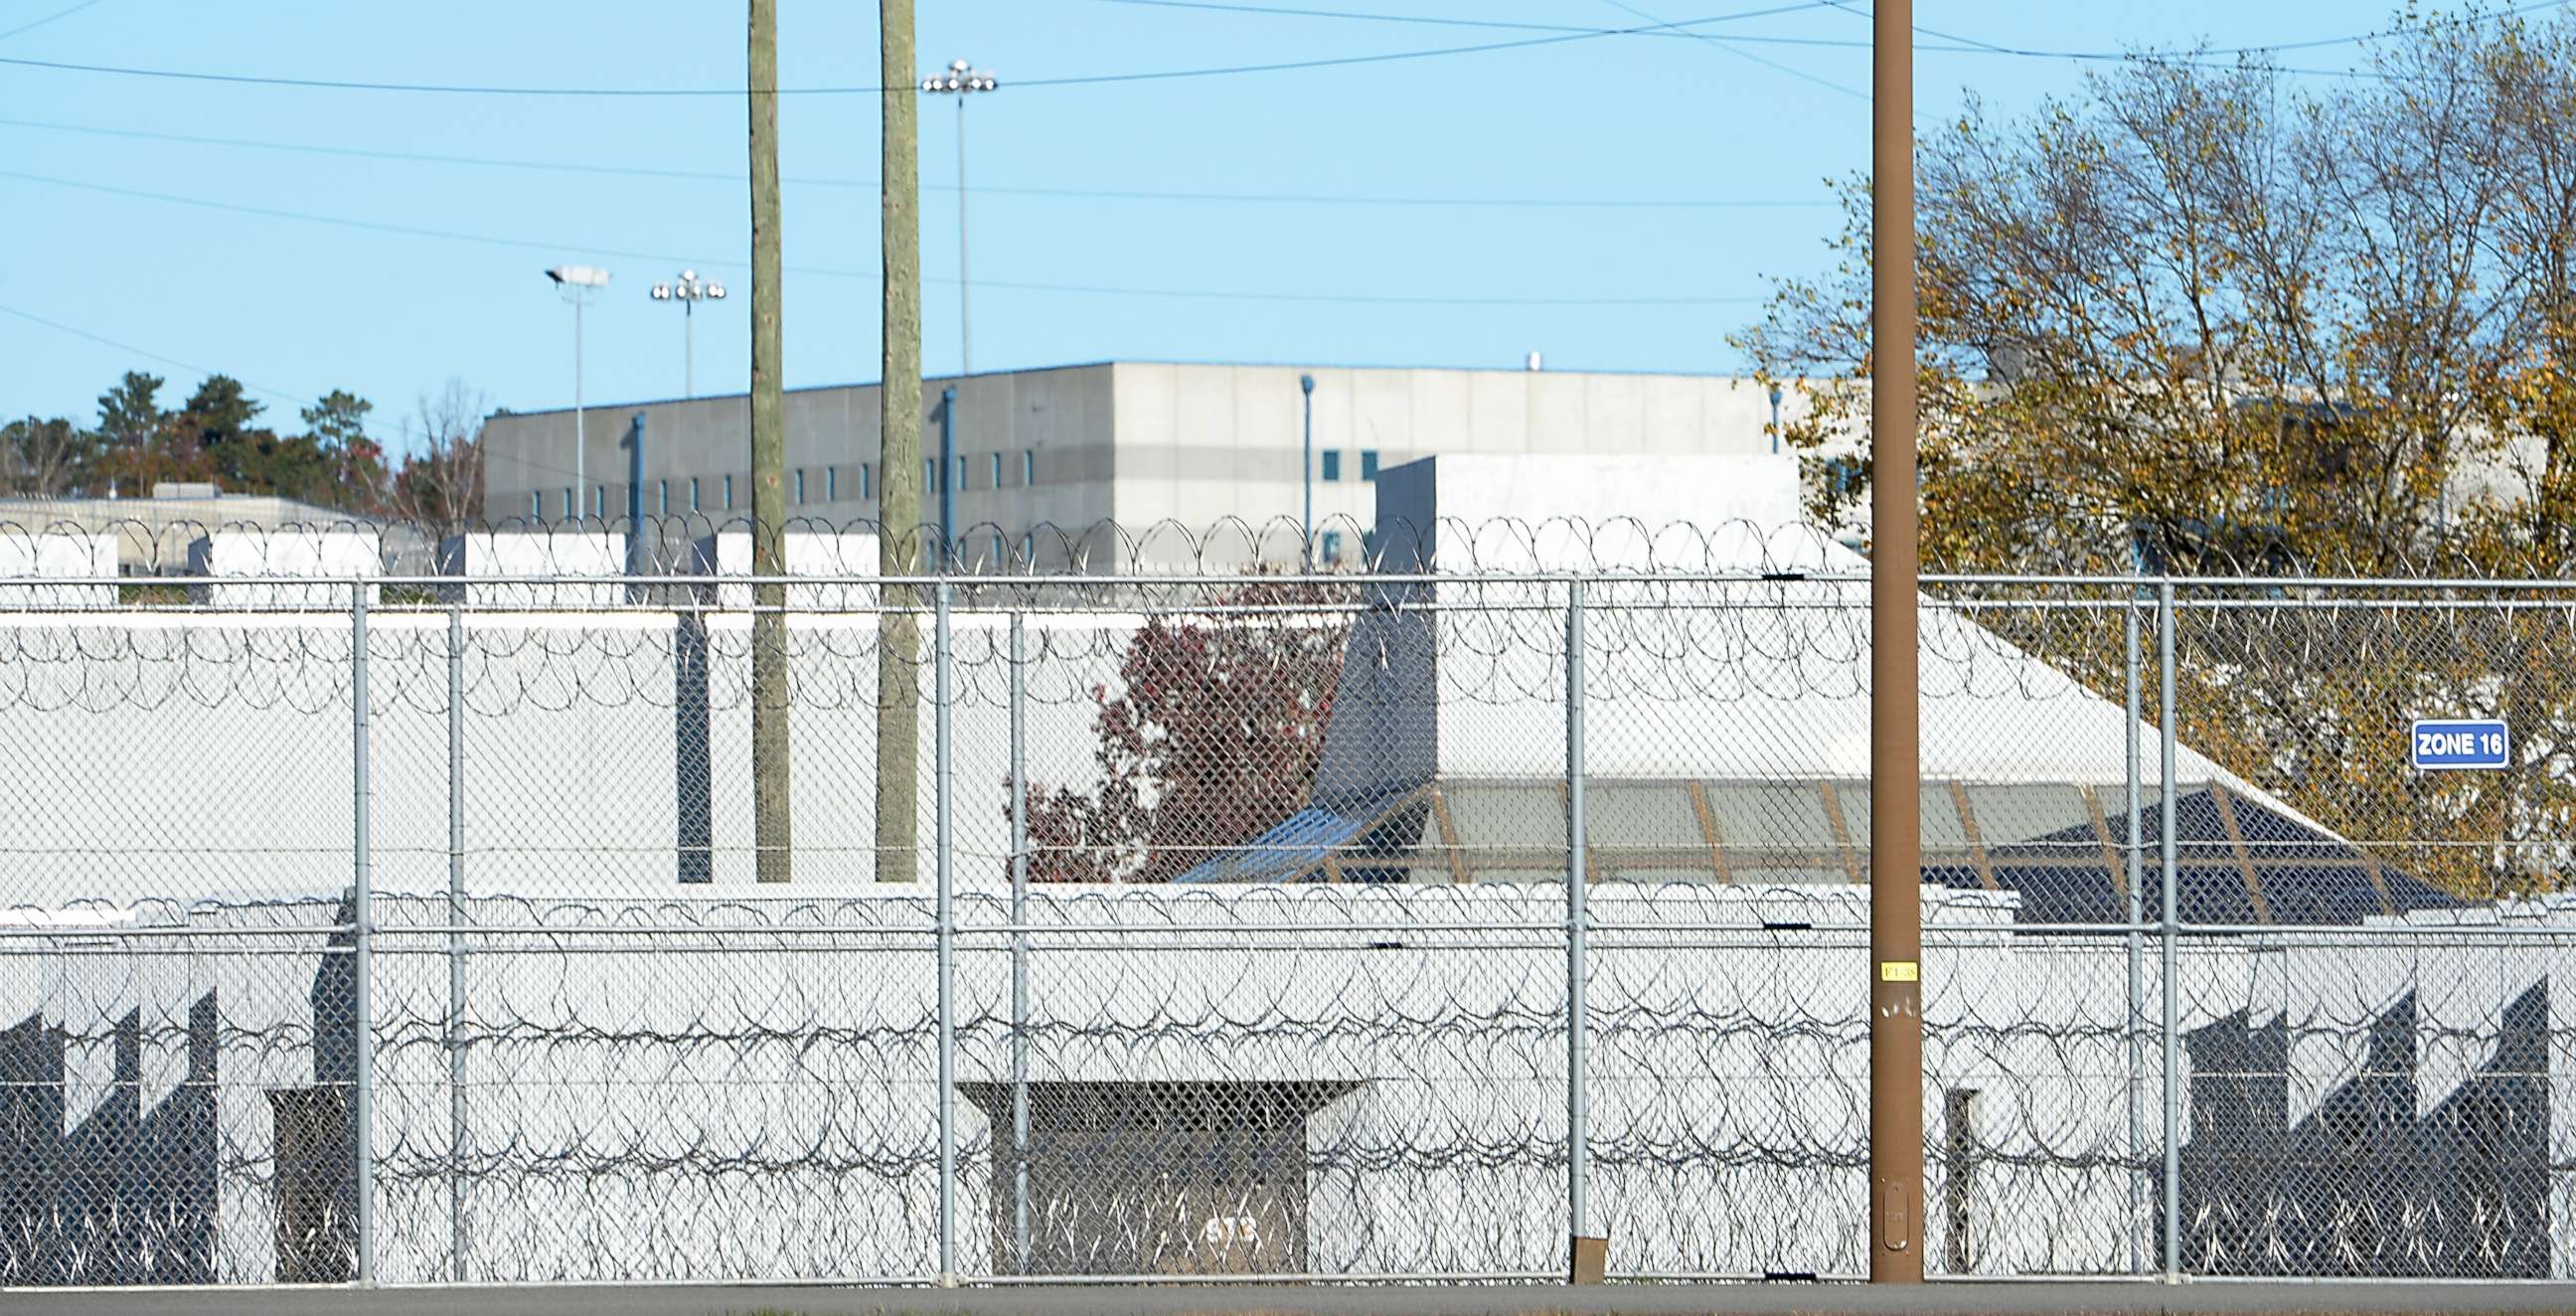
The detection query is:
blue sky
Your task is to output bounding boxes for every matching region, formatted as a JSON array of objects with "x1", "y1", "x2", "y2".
[{"x1": 0, "y1": 1, "x2": 2489, "y2": 451}]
